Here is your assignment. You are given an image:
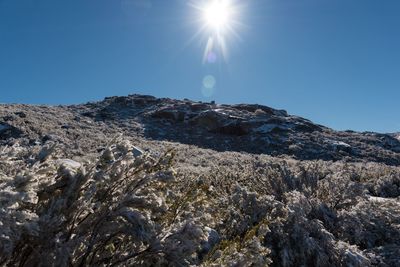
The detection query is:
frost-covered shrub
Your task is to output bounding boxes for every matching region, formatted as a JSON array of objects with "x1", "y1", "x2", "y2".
[
  {"x1": 0, "y1": 140, "x2": 216, "y2": 266},
  {"x1": 316, "y1": 172, "x2": 366, "y2": 210},
  {"x1": 203, "y1": 185, "x2": 272, "y2": 266},
  {"x1": 368, "y1": 174, "x2": 400, "y2": 198},
  {"x1": 263, "y1": 191, "x2": 371, "y2": 267},
  {"x1": 1, "y1": 139, "x2": 400, "y2": 266},
  {"x1": 337, "y1": 199, "x2": 400, "y2": 249}
]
